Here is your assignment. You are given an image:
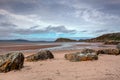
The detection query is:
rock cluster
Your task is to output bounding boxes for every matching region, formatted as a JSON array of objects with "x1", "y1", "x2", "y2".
[
  {"x1": 0, "y1": 52, "x2": 24, "y2": 72},
  {"x1": 26, "y1": 50, "x2": 54, "y2": 62},
  {"x1": 97, "y1": 49, "x2": 120, "y2": 55},
  {"x1": 65, "y1": 49, "x2": 98, "y2": 62}
]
